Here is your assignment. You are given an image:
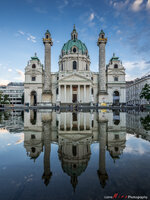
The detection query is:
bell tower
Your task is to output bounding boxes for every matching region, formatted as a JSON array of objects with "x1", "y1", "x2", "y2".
[{"x1": 97, "y1": 30, "x2": 107, "y2": 94}]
